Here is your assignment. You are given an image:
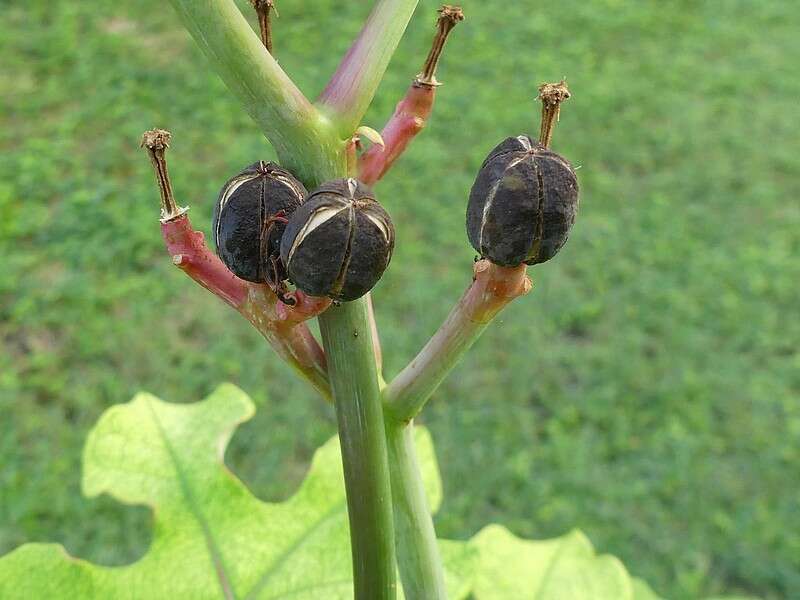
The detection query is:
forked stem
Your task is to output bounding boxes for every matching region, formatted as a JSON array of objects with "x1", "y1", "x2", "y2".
[
  {"x1": 163, "y1": 3, "x2": 445, "y2": 597},
  {"x1": 359, "y1": 5, "x2": 464, "y2": 185},
  {"x1": 141, "y1": 130, "x2": 331, "y2": 399},
  {"x1": 537, "y1": 80, "x2": 571, "y2": 148}
]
